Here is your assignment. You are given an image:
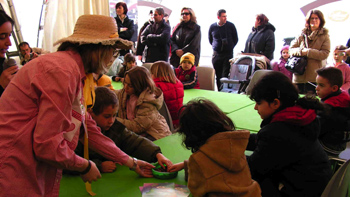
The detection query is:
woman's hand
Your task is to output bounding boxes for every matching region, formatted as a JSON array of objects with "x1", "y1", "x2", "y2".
[
  {"x1": 156, "y1": 153, "x2": 173, "y2": 171},
  {"x1": 301, "y1": 48, "x2": 308, "y2": 56},
  {"x1": 168, "y1": 162, "x2": 185, "y2": 172},
  {"x1": 101, "y1": 161, "x2": 117, "y2": 173},
  {"x1": 134, "y1": 160, "x2": 155, "y2": 177},
  {"x1": 80, "y1": 160, "x2": 102, "y2": 183},
  {"x1": 0, "y1": 65, "x2": 18, "y2": 89}
]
